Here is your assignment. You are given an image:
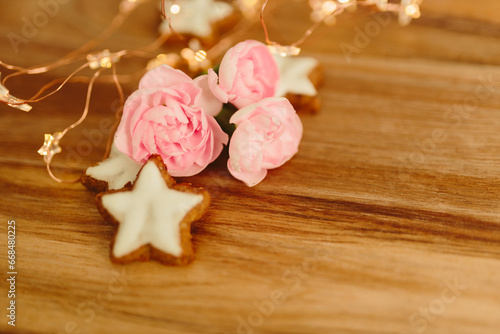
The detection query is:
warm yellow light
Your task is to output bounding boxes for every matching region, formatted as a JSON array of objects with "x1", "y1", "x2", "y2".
[
  {"x1": 180, "y1": 48, "x2": 195, "y2": 60},
  {"x1": 321, "y1": 1, "x2": 337, "y2": 16},
  {"x1": 170, "y1": 4, "x2": 180, "y2": 14},
  {"x1": 338, "y1": 0, "x2": 350, "y2": 4},
  {"x1": 267, "y1": 44, "x2": 301, "y2": 57},
  {"x1": 87, "y1": 49, "x2": 120, "y2": 69},
  {"x1": 147, "y1": 53, "x2": 182, "y2": 70},
  {"x1": 100, "y1": 57, "x2": 112, "y2": 68},
  {"x1": 194, "y1": 50, "x2": 207, "y2": 62},
  {"x1": 405, "y1": 4, "x2": 420, "y2": 18}
]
